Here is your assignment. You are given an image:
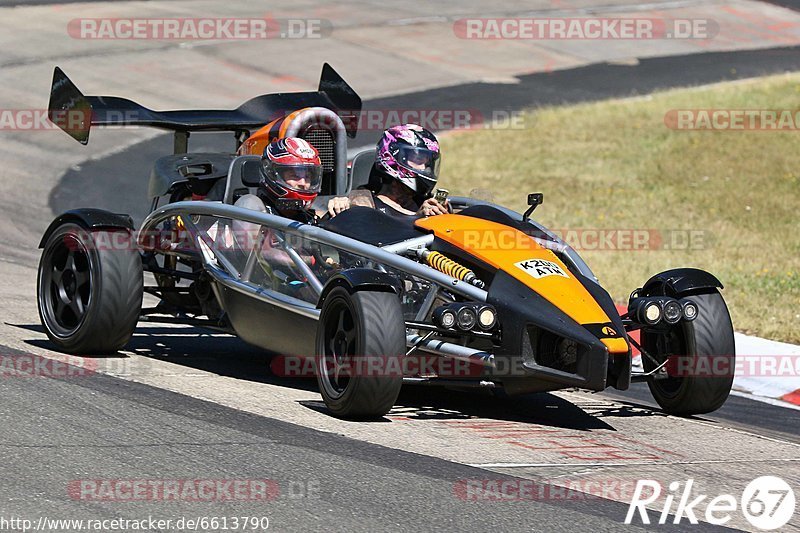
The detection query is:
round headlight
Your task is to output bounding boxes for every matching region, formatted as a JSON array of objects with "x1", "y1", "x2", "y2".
[
  {"x1": 456, "y1": 307, "x2": 477, "y2": 331},
  {"x1": 663, "y1": 300, "x2": 682, "y2": 324},
  {"x1": 643, "y1": 301, "x2": 662, "y2": 324},
  {"x1": 440, "y1": 309, "x2": 457, "y2": 329},
  {"x1": 477, "y1": 306, "x2": 497, "y2": 330},
  {"x1": 682, "y1": 300, "x2": 698, "y2": 321}
]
